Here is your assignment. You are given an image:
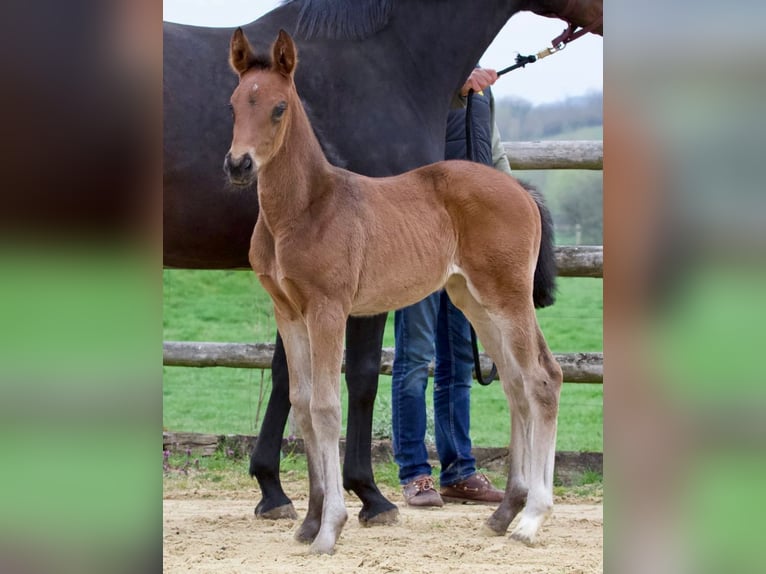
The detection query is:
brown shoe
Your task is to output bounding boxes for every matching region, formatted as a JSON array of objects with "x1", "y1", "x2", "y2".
[
  {"x1": 402, "y1": 475, "x2": 444, "y2": 507},
  {"x1": 440, "y1": 472, "x2": 504, "y2": 505}
]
